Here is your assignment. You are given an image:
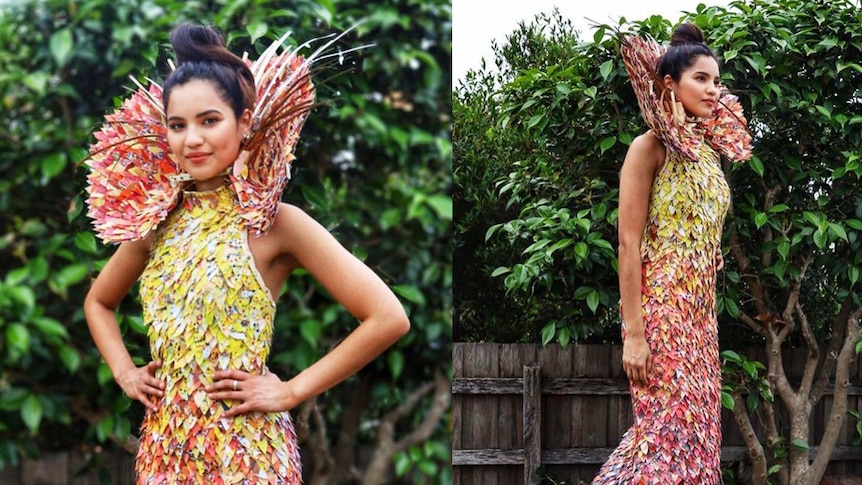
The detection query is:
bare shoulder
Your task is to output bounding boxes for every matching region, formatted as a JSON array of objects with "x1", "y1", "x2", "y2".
[
  {"x1": 623, "y1": 131, "x2": 666, "y2": 176},
  {"x1": 267, "y1": 202, "x2": 333, "y2": 255}
]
